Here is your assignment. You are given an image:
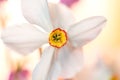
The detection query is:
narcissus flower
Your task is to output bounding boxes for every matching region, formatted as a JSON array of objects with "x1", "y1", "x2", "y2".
[{"x1": 1, "y1": 0, "x2": 106, "y2": 80}]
